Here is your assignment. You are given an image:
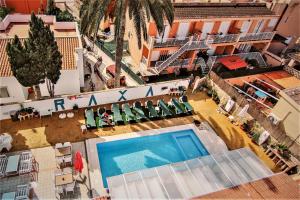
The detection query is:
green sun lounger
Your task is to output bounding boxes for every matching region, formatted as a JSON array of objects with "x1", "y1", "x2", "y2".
[
  {"x1": 133, "y1": 101, "x2": 147, "y2": 120},
  {"x1": 96, "y1": 116, "x2": 108, "y2": 128},
  {"x1": 171, "y1": 98, "x2": 185, "y2": 114},
  {"x1": 123, "y1": 103, "x2": 135, "y2": 122},
  {"x1": 146, "y1": 101, "x2": 158, "y2": 118},
  {"x1": 85, "y1": 109, "x2": 96, "y2": 128},
  {"x1": 180, "y1": 95, "x2": 193, "y2": 112},
  {"x1": 112, "y1": 104, "x2": 123, "y2": 124},
  {"x1": 97, "y1": 107, "x2": 106, "y2": 117},
  {"x1": 158, "y1": 100, "x2": 172, "y2": 117}
]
